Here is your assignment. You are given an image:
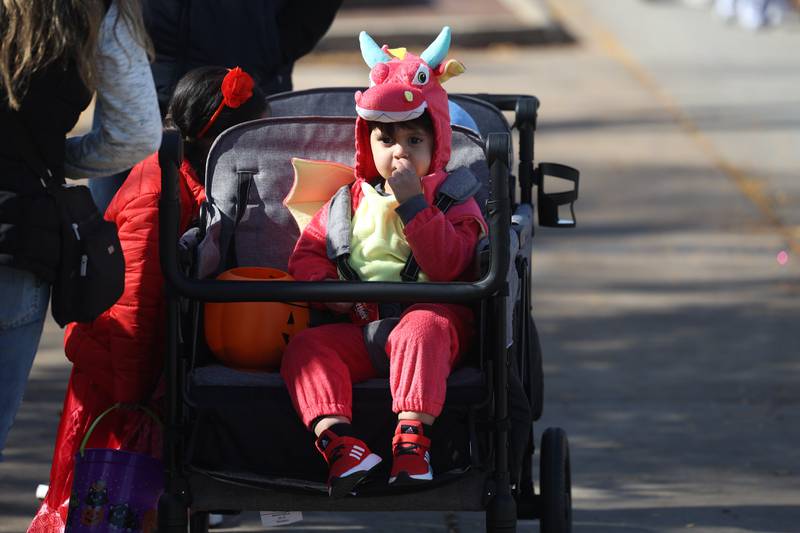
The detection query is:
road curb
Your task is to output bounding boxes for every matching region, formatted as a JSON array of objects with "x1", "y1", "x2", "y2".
[
  {"x1": 316, "y1": 0, "x2": 574, "y2": 51},
  {"x1": 317, "y1": 25, "x2": 574, "y2": 51}
]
